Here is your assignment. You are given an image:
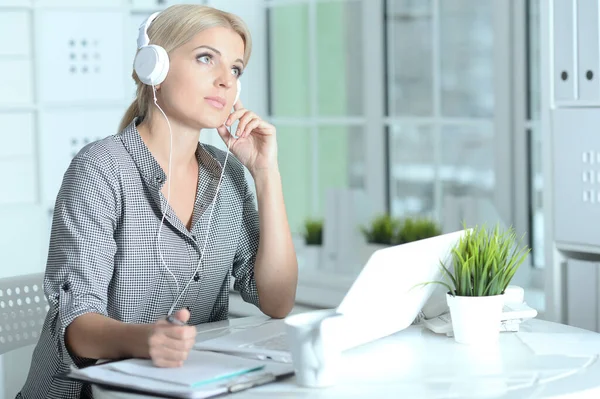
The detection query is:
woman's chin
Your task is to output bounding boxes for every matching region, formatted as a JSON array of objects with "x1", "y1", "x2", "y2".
[{"x1": 196, "y1": 112, "x2": 229, "y2": 130}]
